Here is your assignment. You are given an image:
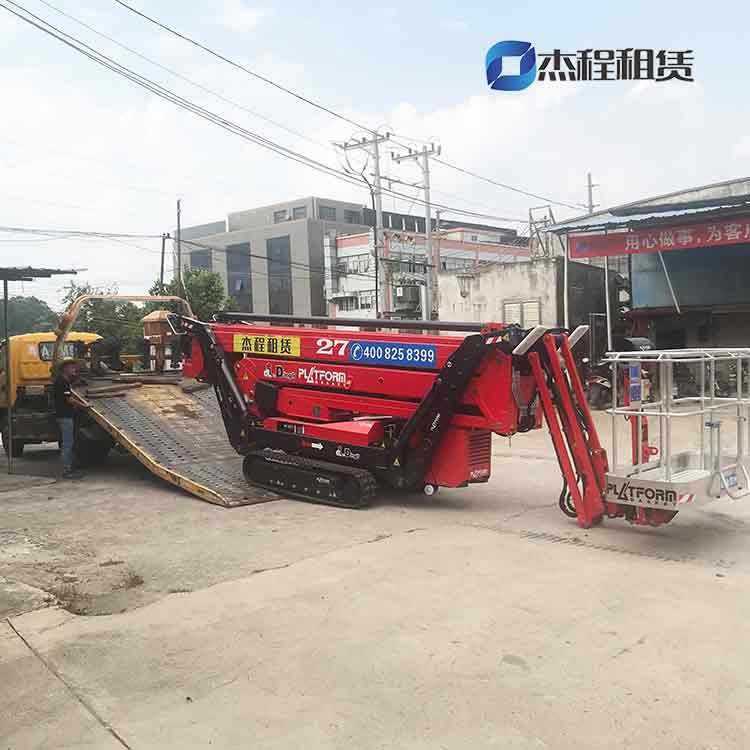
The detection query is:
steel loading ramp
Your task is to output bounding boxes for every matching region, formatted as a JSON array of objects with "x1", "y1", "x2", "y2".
[{"x1": 74, "y1": 379, "x2": 274, "y2": 507}]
